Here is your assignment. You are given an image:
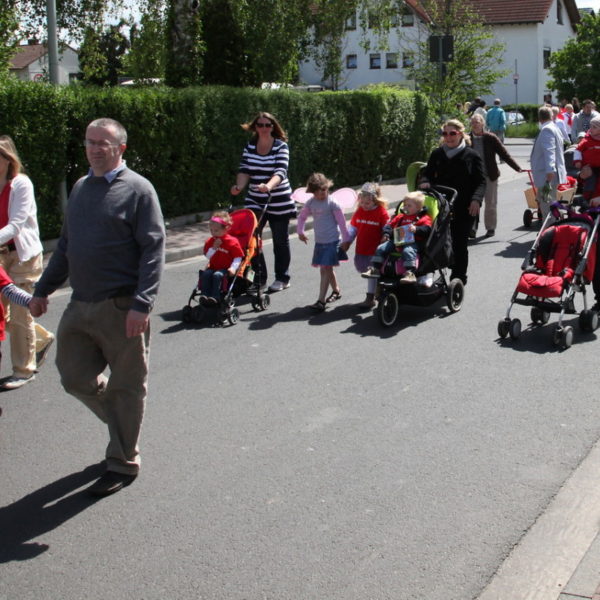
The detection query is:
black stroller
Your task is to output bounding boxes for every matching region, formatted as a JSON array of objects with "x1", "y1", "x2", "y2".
[{"x1": 375, "y1": 183, "x2": 464, "y2": 326}]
